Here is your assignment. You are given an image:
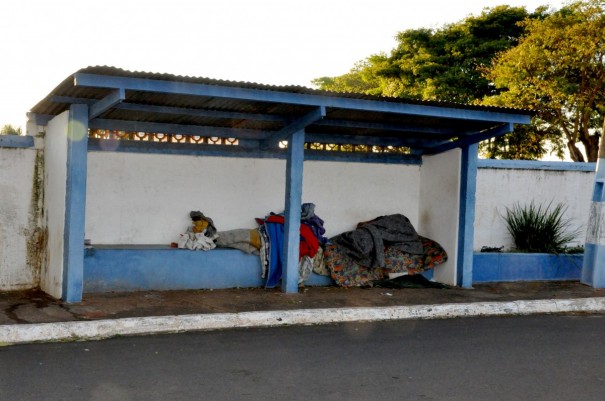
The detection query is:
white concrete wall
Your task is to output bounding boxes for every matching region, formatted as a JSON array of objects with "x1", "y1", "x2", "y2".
[
  {"x1": 474, "y1": 167, "x2": 594, "y2": 251},
  {"x1": 0, "y1": 147, "x2": 38, "y2": 290},
  {"x1": 85, "y1": 153, "x2": 421, "y2": 244},
  {"x1": 419, "y1": 149, "x2": 462, "y2": 285},
  {"x1": 42, "y1": 111, "x2": 69, "y2": 298},
  {"x1": 1, "y1": 137, "x2": 597, "y2": 292},
  {"x1": 303, "y1": 161, "x2": 421, "y2": 235}
]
